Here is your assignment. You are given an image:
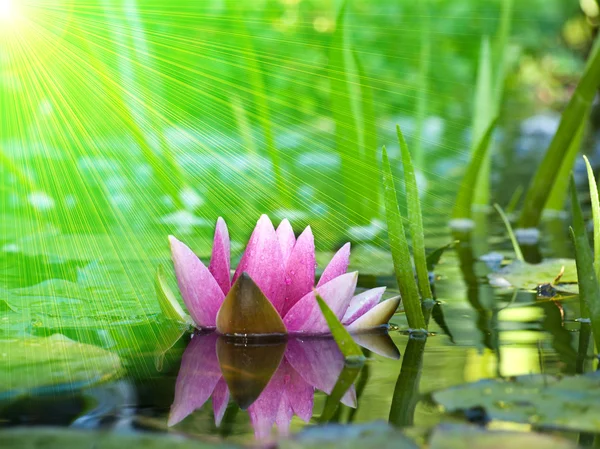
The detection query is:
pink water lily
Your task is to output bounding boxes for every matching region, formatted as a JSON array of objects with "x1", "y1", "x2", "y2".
[
  {"x1": 169, "y1": 215, "x2": 400, "y2": 335},
  {"x1": 169, "y1": 333, "x2": 400, "y2": 438}
]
